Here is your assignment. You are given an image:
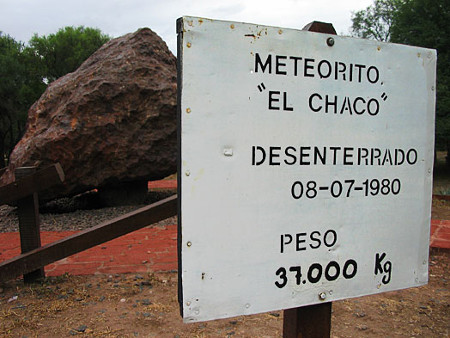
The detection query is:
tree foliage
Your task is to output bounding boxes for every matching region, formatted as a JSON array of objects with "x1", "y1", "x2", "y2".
[
  {"x1": 0, "y1": 33, "x2": 45, "y2": 167},
  {"x1": 390, "y1": 0, "x2": 450, "y2": 157},
  {"x1": 29, "y1": 26, "x2": 110, "y2": 82},
  {"x1": 351, "y1": 0, "x2": 450, "y2": 163},
  {"x1": 350, "y1": 0, "x2": 402, "y2": 41},
  {"x1": 0, "y1": 26, "x2": 110, "y2": 167}
]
